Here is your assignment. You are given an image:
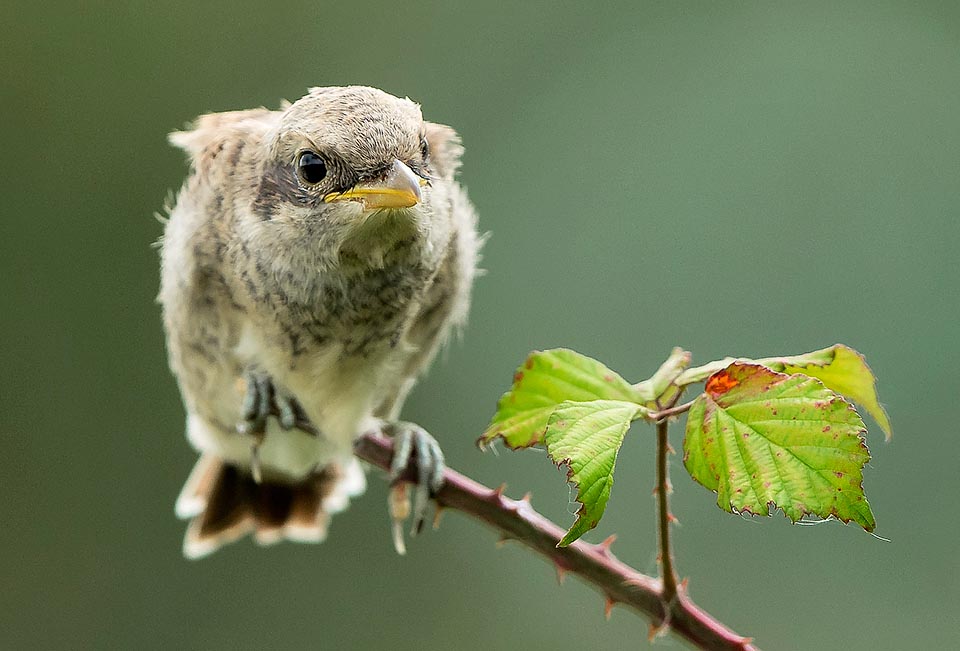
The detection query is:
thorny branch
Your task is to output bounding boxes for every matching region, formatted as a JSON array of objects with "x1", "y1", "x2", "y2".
[
  {"x1": 655, "y1": 418, "x2": 679, "y2": 605},
  {"x1": 354, "y1": 429, "x2": 758, "y2": 651}
]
